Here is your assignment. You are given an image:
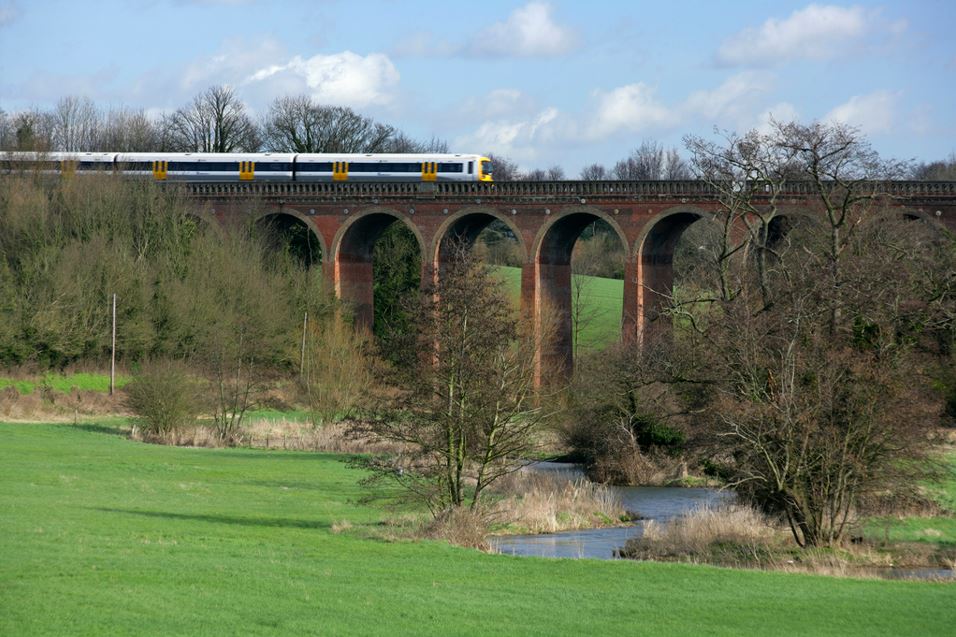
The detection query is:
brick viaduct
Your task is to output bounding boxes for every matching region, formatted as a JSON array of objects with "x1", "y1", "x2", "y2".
[{"x1": 185, "y1": 180, "x2": 956, "y2": 374}]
